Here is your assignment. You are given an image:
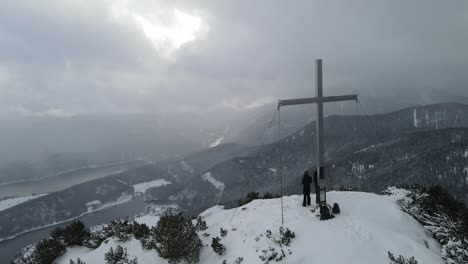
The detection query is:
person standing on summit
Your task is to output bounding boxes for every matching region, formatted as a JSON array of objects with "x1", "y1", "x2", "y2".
[{"x1": 302, "y1": 170, "x2": 313, "y2": 206}]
